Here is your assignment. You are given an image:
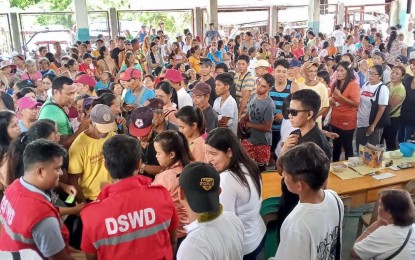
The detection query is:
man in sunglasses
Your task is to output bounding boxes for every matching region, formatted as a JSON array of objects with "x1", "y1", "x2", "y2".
[{"x1": 275, "y1": 89, "x2": 332, "y2": 238}]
